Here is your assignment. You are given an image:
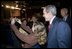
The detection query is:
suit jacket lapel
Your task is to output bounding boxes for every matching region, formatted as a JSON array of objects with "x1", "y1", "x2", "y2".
[{"x1": 49, "y1": 17, "x2": 58, "y2": 33}]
